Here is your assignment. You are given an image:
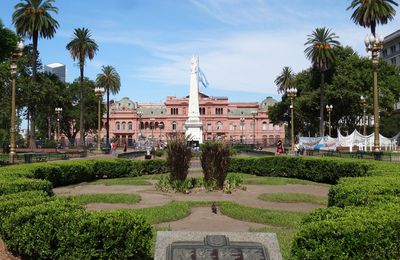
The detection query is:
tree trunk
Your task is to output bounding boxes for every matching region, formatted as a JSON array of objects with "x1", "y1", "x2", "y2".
[
  {"x1": 79, "y1": 62, "x2": 85, "y2": 147},
  {"x1": 319, "y1": 71, "x2": 325, "y2": 137},
  {"x1": 28, "y1": 32, "x2": 39, "y2": 148},
  {"x1": 29, "y1": 113, "x2": 36, "y2": 148},
  {"x1": 106, "y1": 88, "x2": 110, "y2": 147}
]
